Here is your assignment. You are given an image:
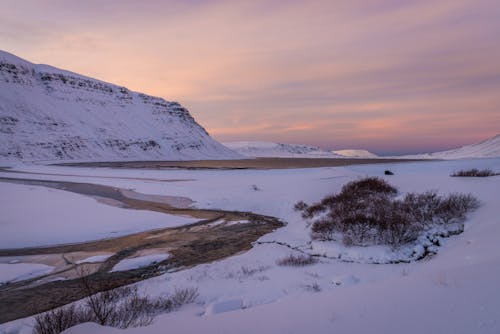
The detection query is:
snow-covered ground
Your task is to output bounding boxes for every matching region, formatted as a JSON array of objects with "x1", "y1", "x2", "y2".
[
  {"x1": 1, "y1": 157, "x2": 500, "y2": 334},
  {"x1": 223, "y1": 141, "x2": 342, "y2": 158},
  {"x1": 0, "y1": 182, "x2": 197, "y2": 248},
  {"x1": 0, "y1": 263, "x2": 54, "y2": 284}
]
